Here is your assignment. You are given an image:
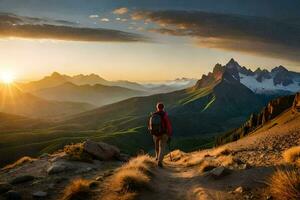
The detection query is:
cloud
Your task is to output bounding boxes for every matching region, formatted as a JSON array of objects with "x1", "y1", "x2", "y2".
[
  {"x1": 113, "y1": 7, "x2": 129, "y2": 15},
  {"x1": 89, "y1": 15, "x2": 99, "y2": 19},
  {"x1": 132, "y1": 10, "x2": 300, "y2": 62},
  {"x1": 0, "y1": 13, "x2": 147, "y2": 42},
  {"x1": 100, "y1": 18, "x2": 109, "y2": 22}
]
